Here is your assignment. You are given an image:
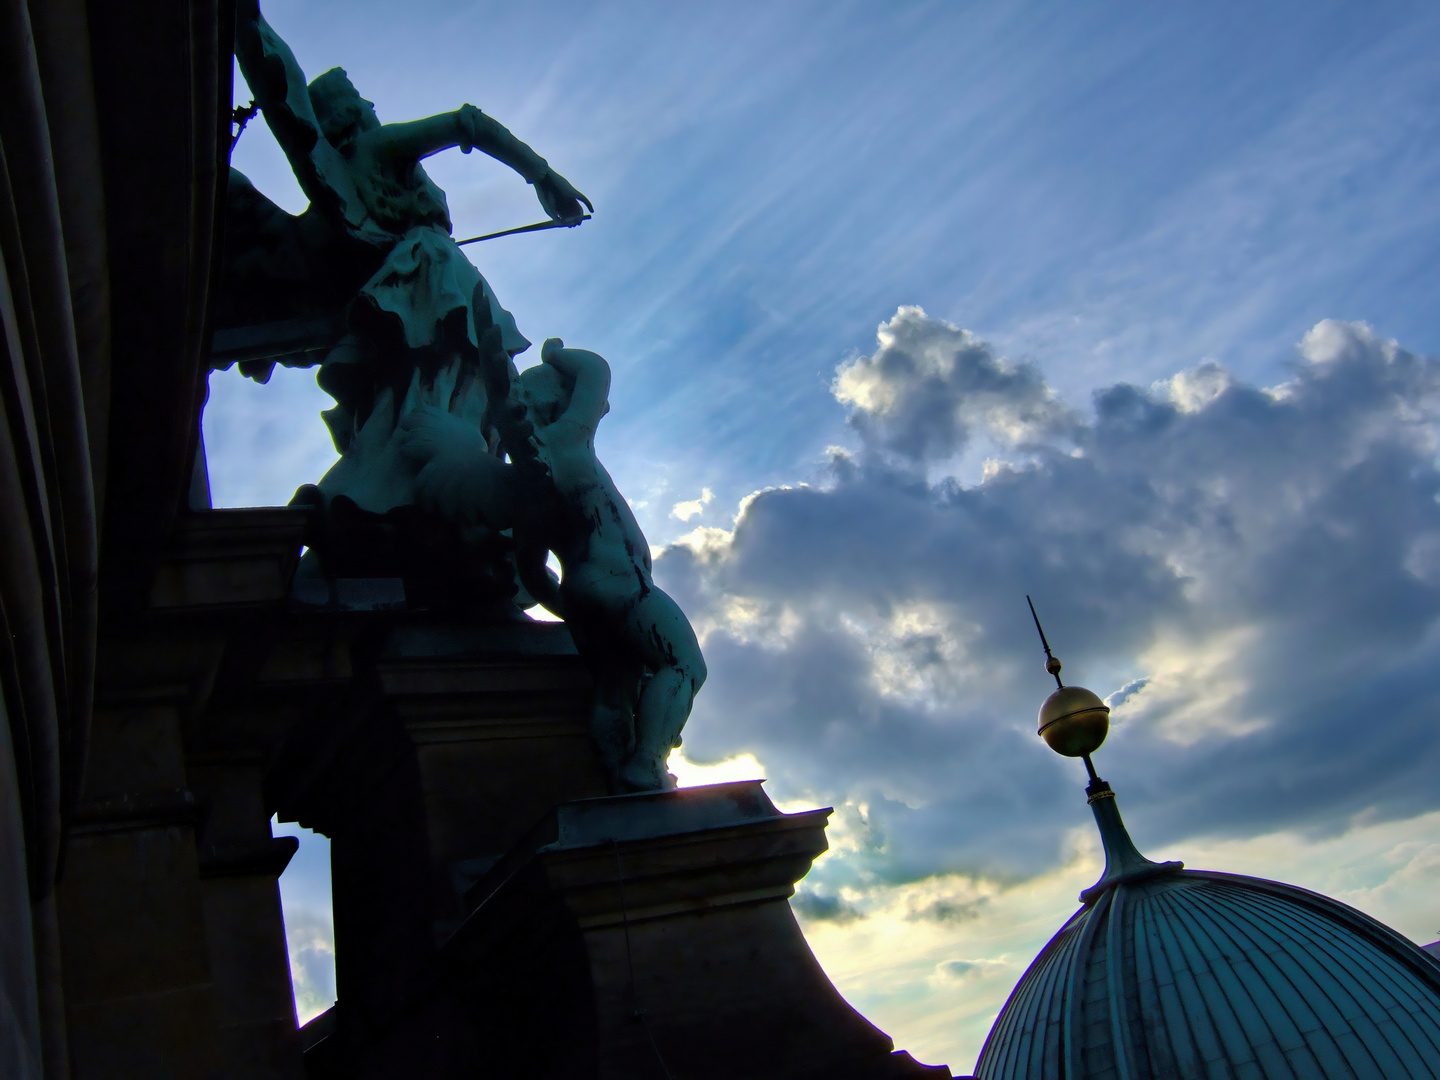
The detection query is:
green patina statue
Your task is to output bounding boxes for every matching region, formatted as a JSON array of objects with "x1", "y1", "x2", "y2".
[
  {"x1": 399, "y1": 295, "x2": 706, "y2": 792},
  {"x1": 232, "y1": 0, "x2": 588, "y2": 517},
  {"x1": 225, "y1": 2, "x2": 703, "y2": 790}
]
